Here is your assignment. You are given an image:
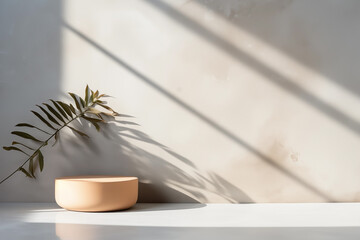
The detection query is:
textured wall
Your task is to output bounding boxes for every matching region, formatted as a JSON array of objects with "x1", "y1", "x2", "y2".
[{"x1": 1, "y1": 0, "x2": 360, "y2": 203}]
